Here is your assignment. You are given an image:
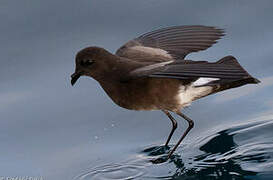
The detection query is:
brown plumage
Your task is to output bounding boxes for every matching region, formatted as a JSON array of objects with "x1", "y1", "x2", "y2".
[{"x1": 71, "y1": 25, "x2": 260, "y2": 161}]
